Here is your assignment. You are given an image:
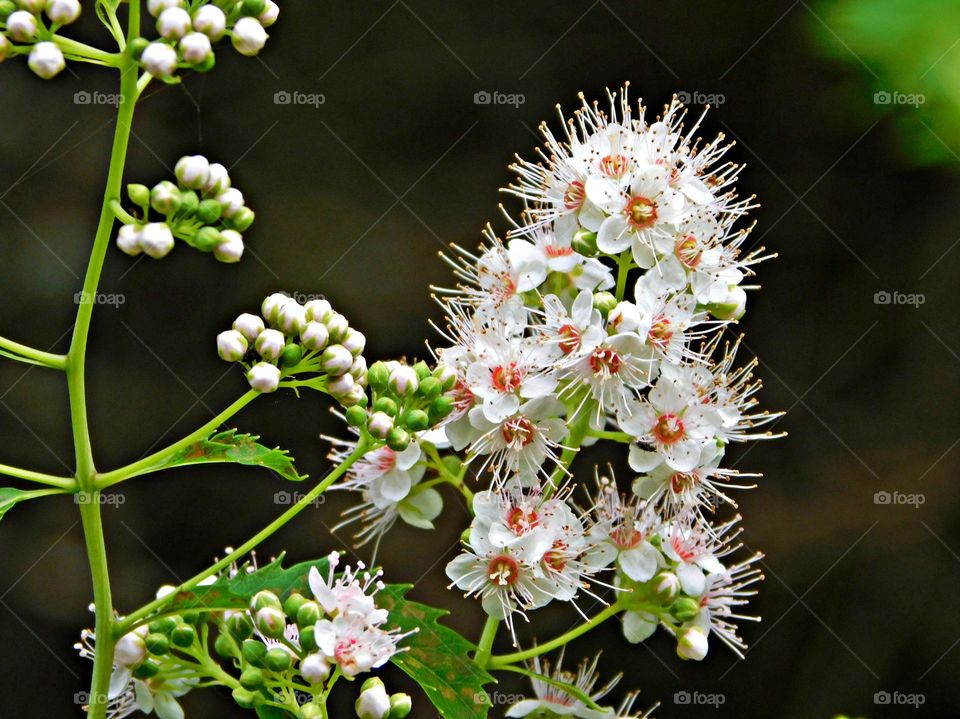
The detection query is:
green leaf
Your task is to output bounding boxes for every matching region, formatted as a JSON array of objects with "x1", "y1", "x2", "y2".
[
  {"x1": 158, "y1": 429, "x2": 306, "y2": 482},
  {"x1": 0, "y1": 487, "x2": 60, "y2": 521},
  {"x1": 378, "y1": 585, "x2": 495, "y2": 719},
  {"x1": 256, "y1": 707, "x2": 295, "y2": 719}
]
